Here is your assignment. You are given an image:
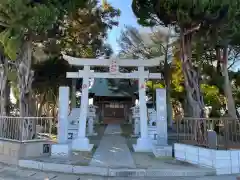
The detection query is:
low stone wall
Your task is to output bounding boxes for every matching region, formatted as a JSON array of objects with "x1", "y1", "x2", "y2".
[
  {"x1": 0, "y1": 139, "x2": 53, "y2": 165},
  {"x1": 174, "y1": 143, "x2": 240, "y2": 175}
]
